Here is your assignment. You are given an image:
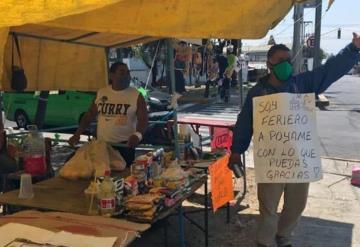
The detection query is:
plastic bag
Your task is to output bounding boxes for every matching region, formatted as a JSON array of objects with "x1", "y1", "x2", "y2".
[
  {"x1": 59, "y1": 140, "x2": 126, "y2": 180},
  {"x1": 59, "y1": 143, "x2": 93, "y2": 180},
  {"x1": 88, "y1": 140, "x2": 109, "y2": 177}
]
